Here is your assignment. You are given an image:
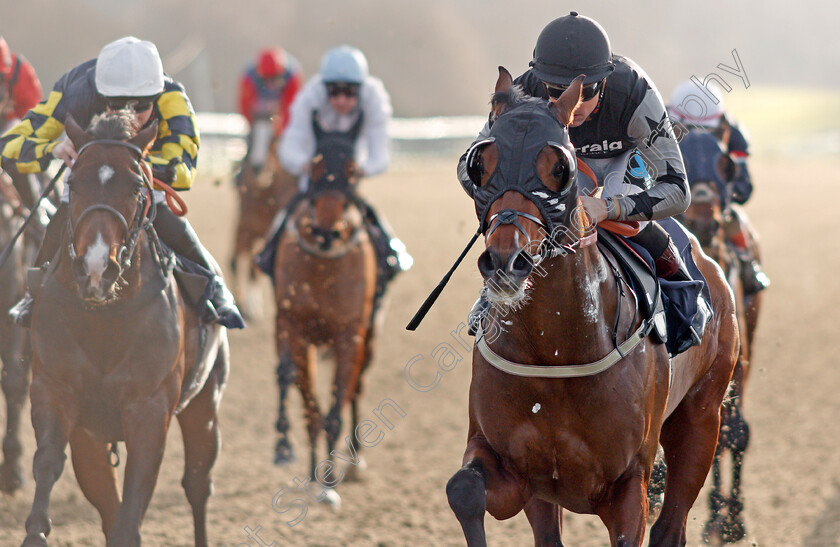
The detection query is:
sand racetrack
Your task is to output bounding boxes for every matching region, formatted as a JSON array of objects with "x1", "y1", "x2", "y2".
[{"x1": 1, "y1": 154, "x2": 839, "y2": 546}]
